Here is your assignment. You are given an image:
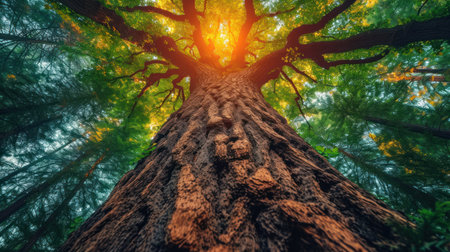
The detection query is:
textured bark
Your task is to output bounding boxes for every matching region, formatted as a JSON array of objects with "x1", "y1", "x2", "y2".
[{"x1": 60, "y1": 68, "x2": 408, "y2": 251}]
